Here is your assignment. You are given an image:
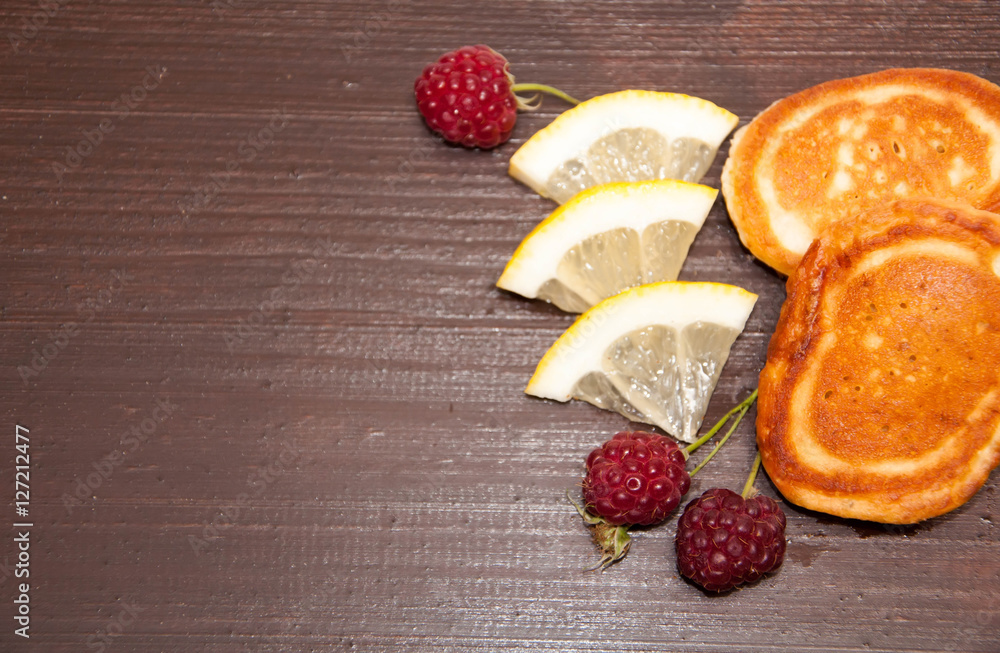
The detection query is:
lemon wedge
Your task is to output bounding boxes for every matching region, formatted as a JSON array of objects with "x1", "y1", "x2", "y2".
[
  {"x1": 509, "y1": 90, "x2": 739, "y2": 203},
  {"x1": 526, "y1": 282, "x2": 757, "y2": 442},
  {"x1": 497, "y1": 180, "x2": 717, "y2": 312}
]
